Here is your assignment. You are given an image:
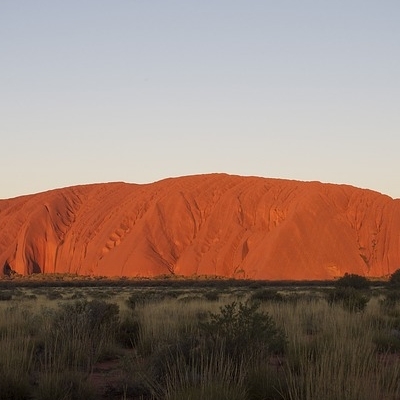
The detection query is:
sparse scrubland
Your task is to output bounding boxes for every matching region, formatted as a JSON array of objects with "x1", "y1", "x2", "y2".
[{"x1": 0, "y1": 276, "x2": 399, "y2": 399}]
